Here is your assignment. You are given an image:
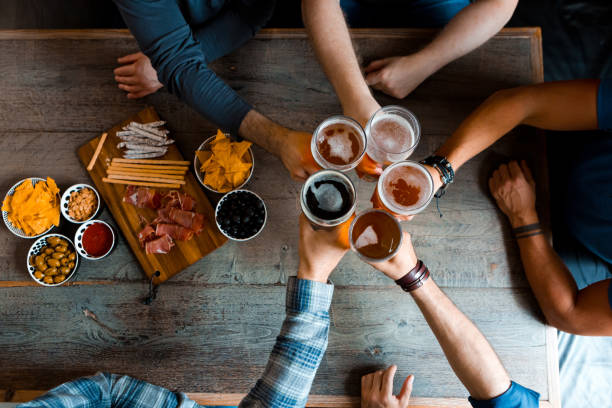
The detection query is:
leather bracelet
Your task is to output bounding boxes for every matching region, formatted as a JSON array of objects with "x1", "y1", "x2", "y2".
[
  {"x1": 395, "y1": 260, "x2": 431, "y2": 292},
  {"x1": 512, "y1": 223, "x2": 541, "y2": 235},
  {"x1": 420, "y1": 156, "x2": 454, "y2": 198}
]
